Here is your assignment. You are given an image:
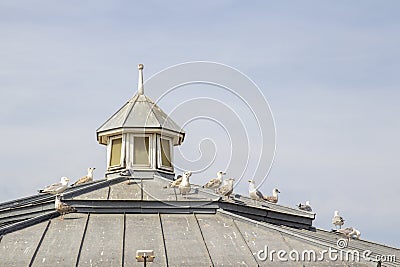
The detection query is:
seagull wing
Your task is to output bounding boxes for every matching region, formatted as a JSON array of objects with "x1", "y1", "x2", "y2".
[
  {"x1": 264, "y1": 195, "x2": 278, "y2": 203},
  {"x1": 57, "y1": 201, "x2": 76, "y2": 214},
  {"x1": 255, "y1": 189, "x2": 264, "y2": 199},
  {"x1": 332, "y1": 215, "x2": 345, "y2": 225},
  {"x1": 204, "y1": 178, "x2": 221, "y2": 188},
  {"x1": 170, "y1": 176, "x2": 183, "y2": 187},
  {"x1": 41, "y1": 182, "x2": 63, "y2": 193},
  {"x1": 217, "y1": 184, "x2": 233, "y2": 196},
  {"x1": 72, "y1": 176, "x2": 91, "y2": 186}
]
